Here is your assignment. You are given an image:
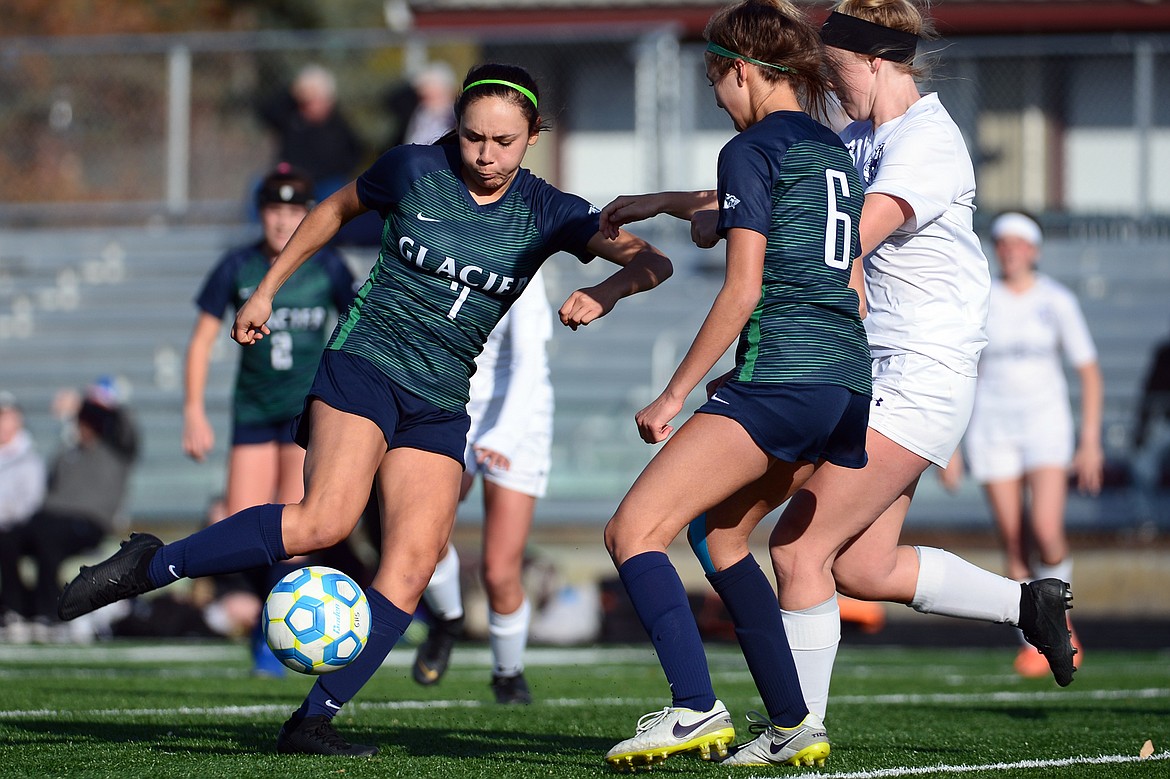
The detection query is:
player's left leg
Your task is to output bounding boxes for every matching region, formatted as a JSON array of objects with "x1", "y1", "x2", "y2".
[
  {"x1": 281, "y1": 446, "x2": 462, "y2": 756},
  {"x1": 481, "y1": 479, "x2": 537, "y2": 703}
]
